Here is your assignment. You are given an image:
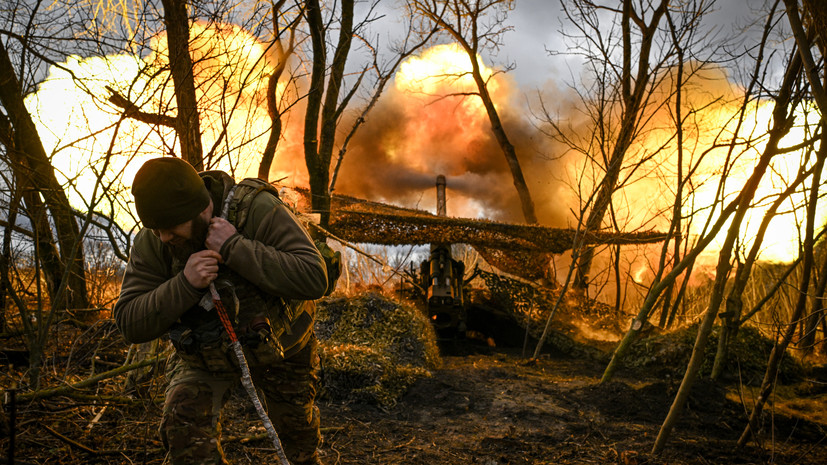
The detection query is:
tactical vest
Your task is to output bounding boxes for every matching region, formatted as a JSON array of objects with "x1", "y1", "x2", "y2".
[
  {"x1": 168, "y1": 252, "x2": 291, "y2": 372},
  {"x1": 167, "y1": 174, "x2": 340, "y2": 372}
]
